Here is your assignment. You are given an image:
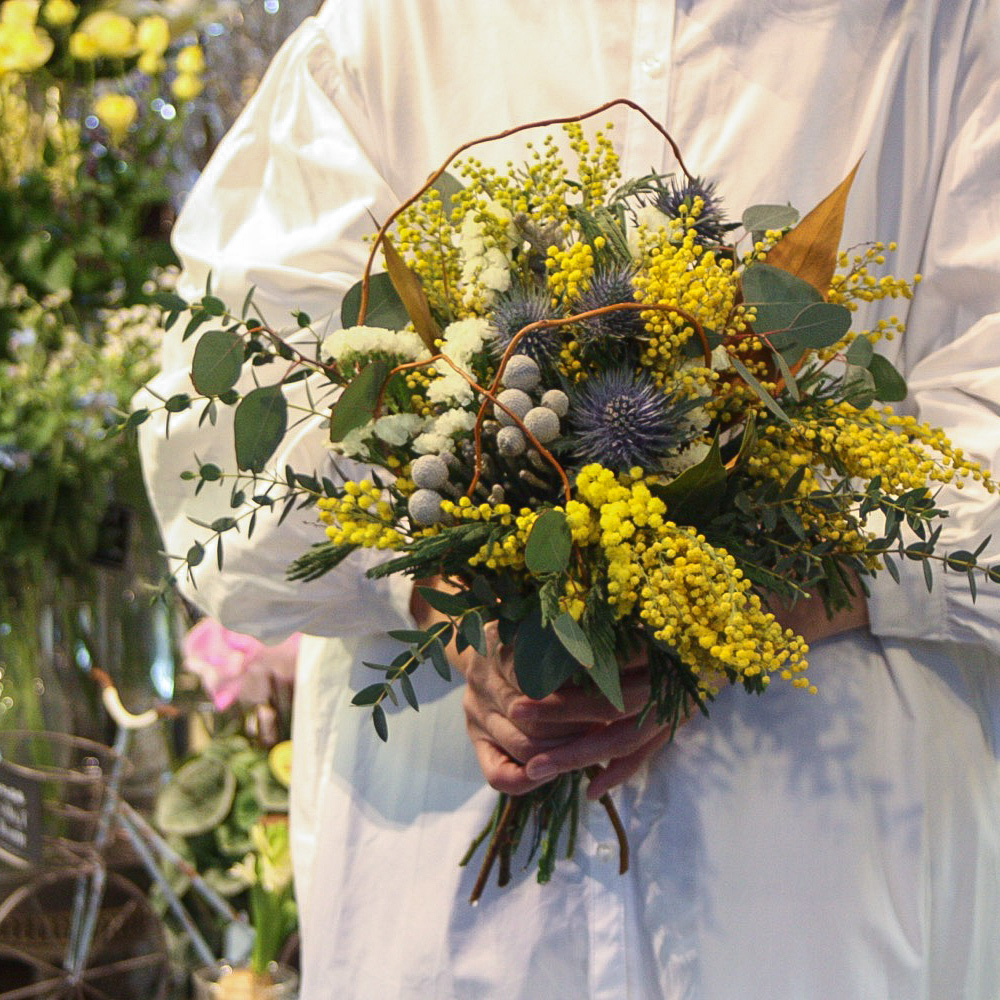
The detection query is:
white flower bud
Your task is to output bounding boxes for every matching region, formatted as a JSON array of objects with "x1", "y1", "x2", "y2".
[
  {"x1": 497, "y1": 425, "x2": 527, "y2": 456},
  {"x1": 408, "y1": 489, "x2": 444, "y2": 526},
  {"x1": 501, "y1": 354, "x2": 540, "y2": 392},
  {"x1": 523, "y1": 406, "x2": 560, "y2": 443},
  {"x1": 710, "y1": 345, "x2": 733, "y2": 371},
  {"x1": 410, "y1": 454, "x2": 450, "y2": 490},
  {"x1": 540, "y1": 388, "x2": 569, "y2": 417},
  {"x1": 494, "y1": 388, "x2": 533, "y2": 426}
]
